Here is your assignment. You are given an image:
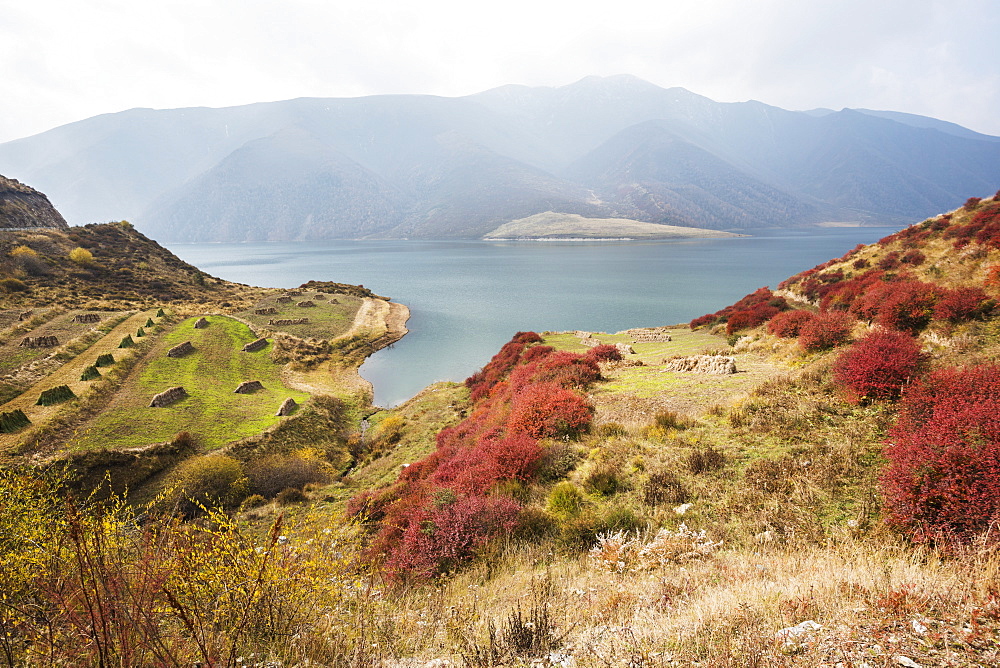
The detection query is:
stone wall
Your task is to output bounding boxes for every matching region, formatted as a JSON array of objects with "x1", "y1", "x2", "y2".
[
  {"x1": 268, "y1": 318, "x2": 309, "y2": 326},
  {"x1": 149, "y1": 386, "x2": 187, "y2": 407},
  {"x1": 296, "y1": 300, "x2": 316, "y2": 308},
  {"x1": 276, "y1": 297, "x2": 292, "y2": 304},
  {"x1": 629, "y1": 328, "x2": 673, "y2": 343},
  {"x1": 662, "y1": 355, "x2": 737, "y2": 375},
  {"x1": 20, "y1": 335, "x2": 59, "y2": 348},
  {"x1": 242, "y1": 337, "x2": 268, "y2": 353},
  {"x1": 256, "y1": 307, "x2": 279, "y2": 314},
  {"x1": 276, "y1": 397, "x2": 298, "y2": 416},
  {"x1": 194, "y1": 317, "x2": 209, "y2": 329},
  {"x1": 73, "y1": 313, "x2": 101, "y2": 323}
]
